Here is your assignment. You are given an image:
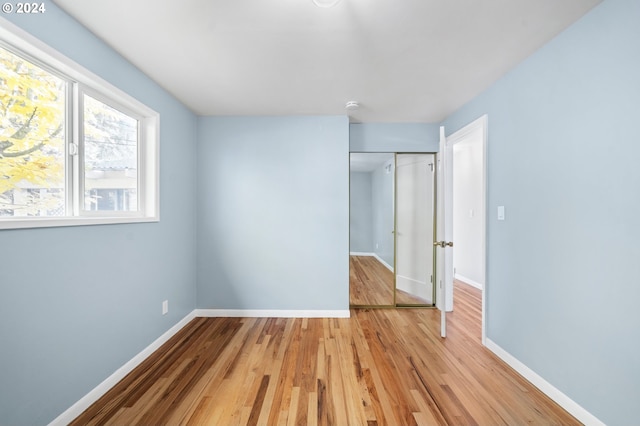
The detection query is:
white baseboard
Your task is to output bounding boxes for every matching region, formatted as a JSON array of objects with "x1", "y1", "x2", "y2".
[
  {"x1": 372, "y1": 253, "x2": 394, "y2": 272},
  {"x1": 48, "y1": 307, "x2": 350, "y2": 425},
  {"x1": 485, "y1": 339, "x2": 604, "y2": 426},
  {"x1": 48, "y1": 312, "x2": 196, "y2": 426},
  {"x1": 349, "y1": 252, "x2": 394, "y2": 272},
  {"x1": 195, "y1": 309, "x2": 351, "y2": 318},
  {"x1": 454, "y1": 273, "x2": 483, "y2": 290},
  {"x1": 396, "y1": 274, "x2": 432, "y2": 302},
  {"x1": 50, "y1": 312, "x2": 602, "y2": 426}
]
